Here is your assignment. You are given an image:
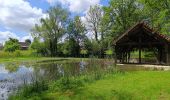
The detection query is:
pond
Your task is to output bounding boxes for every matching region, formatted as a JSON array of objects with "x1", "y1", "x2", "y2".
[{"x1": 0, "y1": 59, "x2": 169, "y2": 100}]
